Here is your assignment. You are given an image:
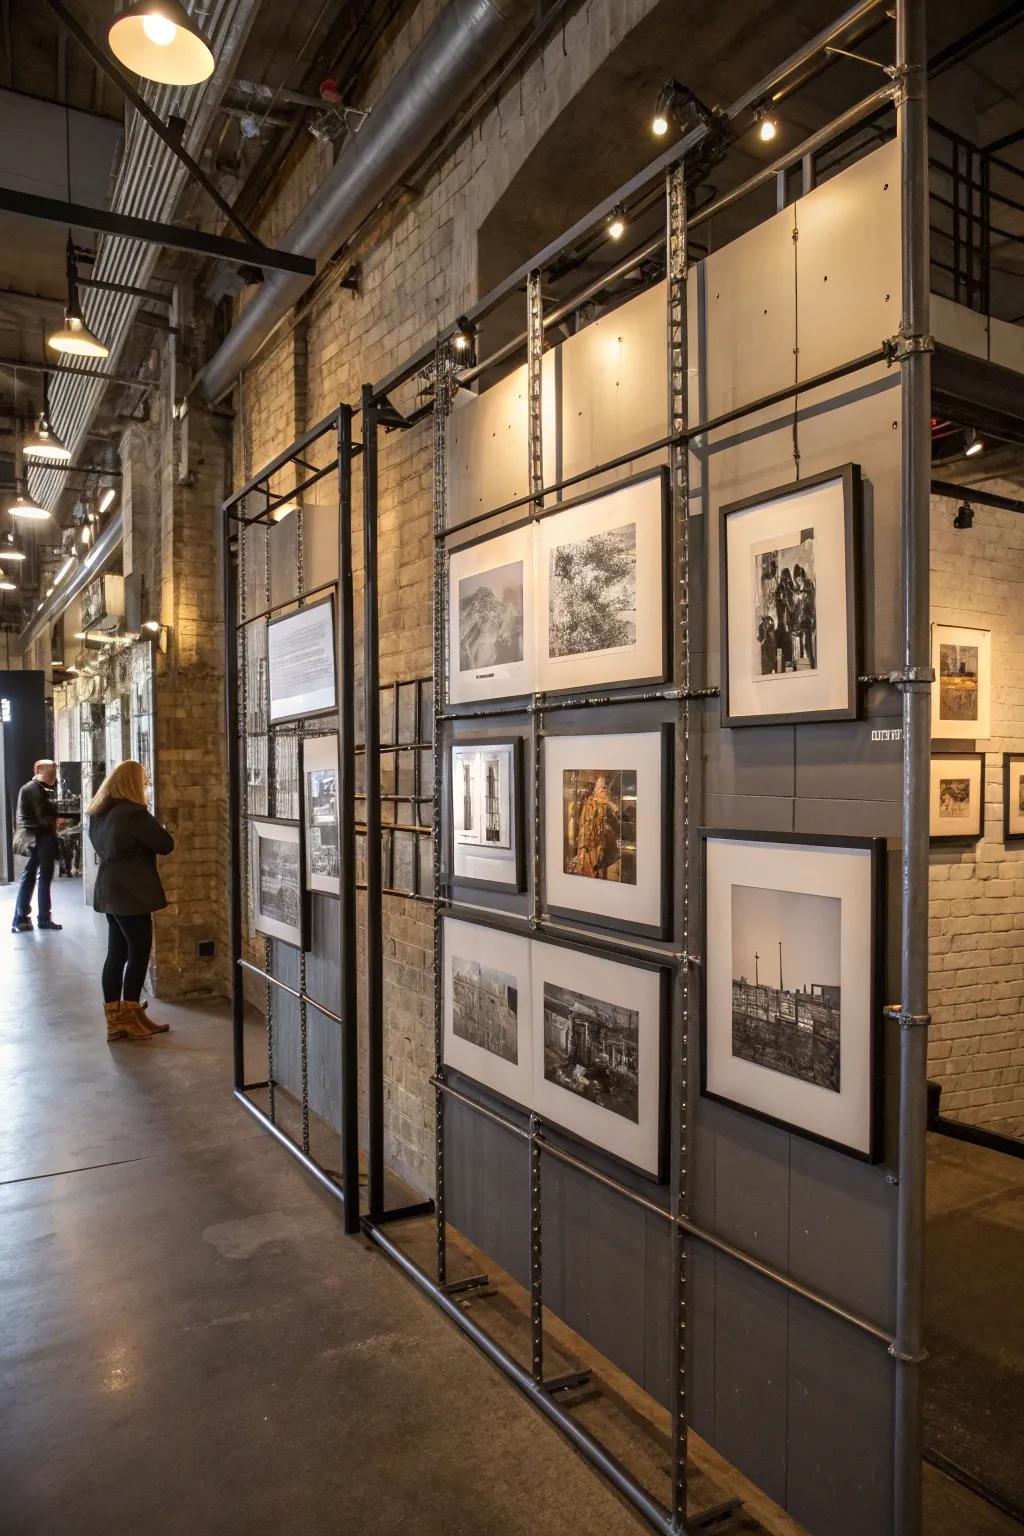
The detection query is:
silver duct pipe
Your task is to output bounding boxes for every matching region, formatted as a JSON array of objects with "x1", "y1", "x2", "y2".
[
  {"x1": 196, "y1": 0, "x2": 536, "y2": 404},
  {"x1": 17, "y1": 509, "x2": 124, "y2": 653}
]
